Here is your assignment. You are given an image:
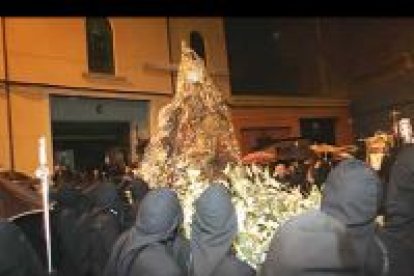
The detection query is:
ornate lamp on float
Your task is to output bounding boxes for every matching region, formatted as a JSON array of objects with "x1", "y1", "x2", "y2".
[{"x1": 363, "y1": 132, "x2": 393, "y2": 171}]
